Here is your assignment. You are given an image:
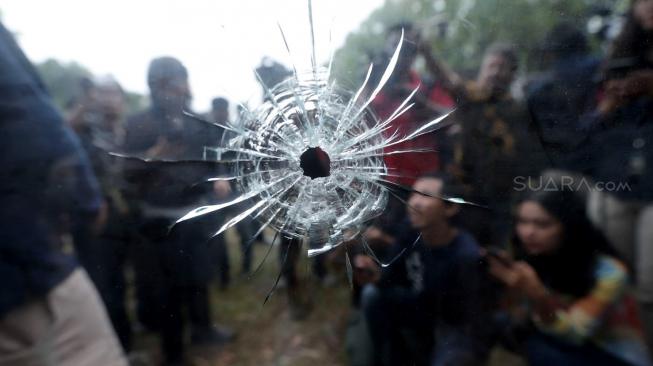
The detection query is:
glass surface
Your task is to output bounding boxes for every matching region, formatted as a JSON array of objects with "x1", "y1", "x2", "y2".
[{"x1": 1, "y1": 0, "x2": 652, "y2": 365}]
